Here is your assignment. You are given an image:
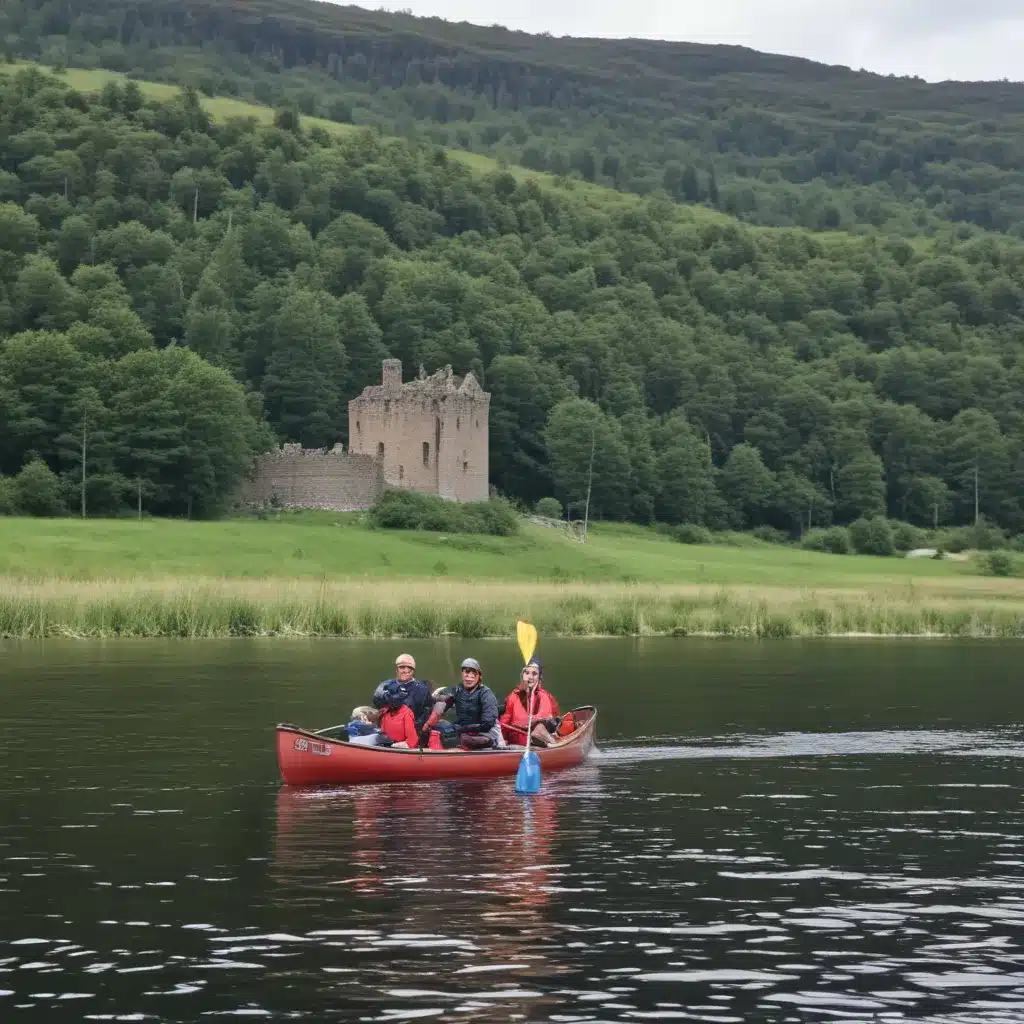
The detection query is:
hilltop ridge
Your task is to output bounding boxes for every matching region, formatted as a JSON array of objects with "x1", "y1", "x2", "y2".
[{"x1": 4, "y1": 0, "x2": 1024, "y2": 235}]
